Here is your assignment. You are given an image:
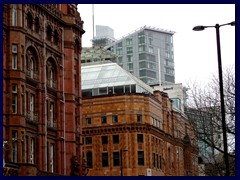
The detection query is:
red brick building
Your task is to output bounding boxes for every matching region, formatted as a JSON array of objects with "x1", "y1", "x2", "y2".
[
  {"x1": 81, "y1": 62, "x2": 199, "y2": 176},
  {"x1": 3, "y1": 4, "x2": 84, "y2": 175}
]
